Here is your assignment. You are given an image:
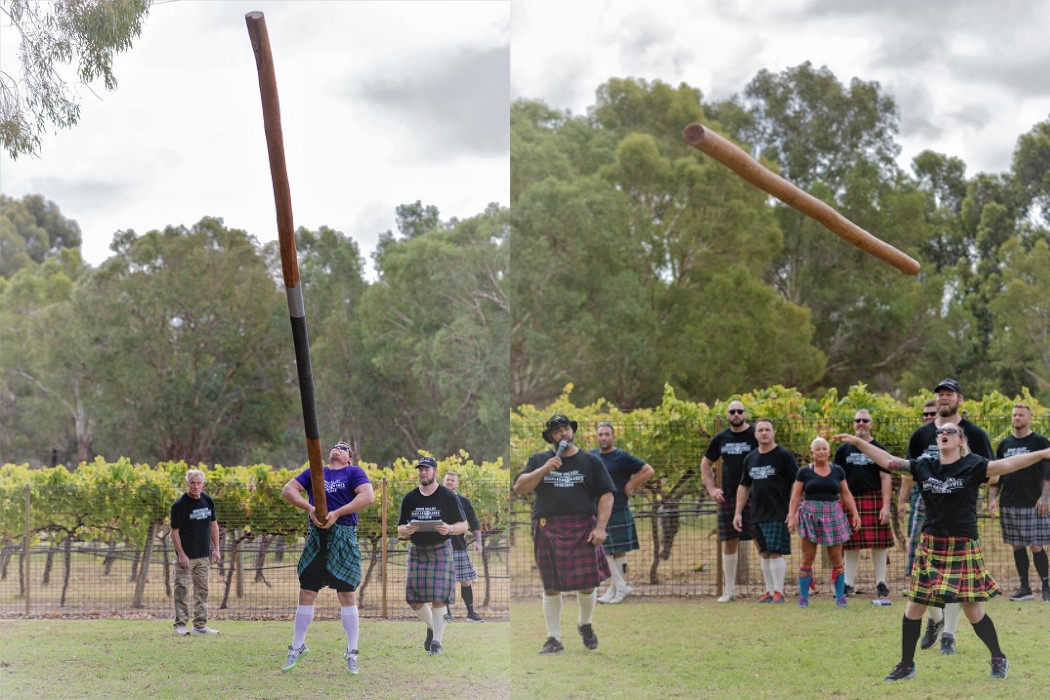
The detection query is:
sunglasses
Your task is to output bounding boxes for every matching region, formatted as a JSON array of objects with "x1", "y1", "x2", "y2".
[
  {"x1": 935, "y1": 428, "x2": 959, "y2": 436},
  {"x1": 728, "y1": 409, "x2": 745, "y2": 415},
  {"x1": 331, "y1": 444, "x2": 350, "y2": 452},
  {"x1": 854, "y1": 418, "x2": 871, "y2": 423},
  {"x1": 923, "y1": 412, "x2": 936, "y2": 417}
]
